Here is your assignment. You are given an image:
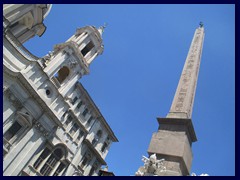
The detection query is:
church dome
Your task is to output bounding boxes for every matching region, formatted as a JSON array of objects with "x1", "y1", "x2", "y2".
[{"x1": 43, "y1": 4, "x2": 52, "y2": 19}]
